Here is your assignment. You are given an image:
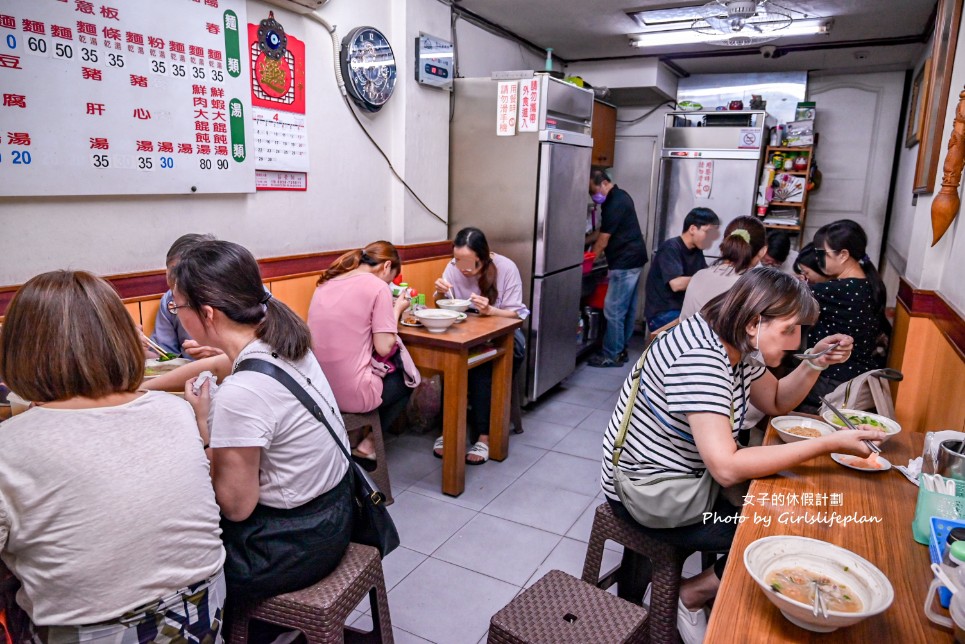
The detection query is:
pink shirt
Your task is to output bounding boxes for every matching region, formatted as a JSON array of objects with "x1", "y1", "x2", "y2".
[{"x1": 307, "y1": 273, "x2": 398, "y2": 413}]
